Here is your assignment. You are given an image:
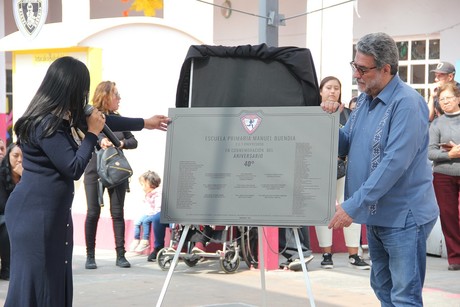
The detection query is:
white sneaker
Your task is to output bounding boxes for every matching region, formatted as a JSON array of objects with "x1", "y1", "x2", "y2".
[
  {"x1": 135, "y1": 240, "x2": 150, "y2": 253},
  {"x1": 129, "y1": 239, "x2": 140, "y2": 252},
  {"x1": 288, "y1": 254, "x2": 314, "y2": 271},
  {"x1": 191, "y1": 246, "x2": 206, "y2": 254}
]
